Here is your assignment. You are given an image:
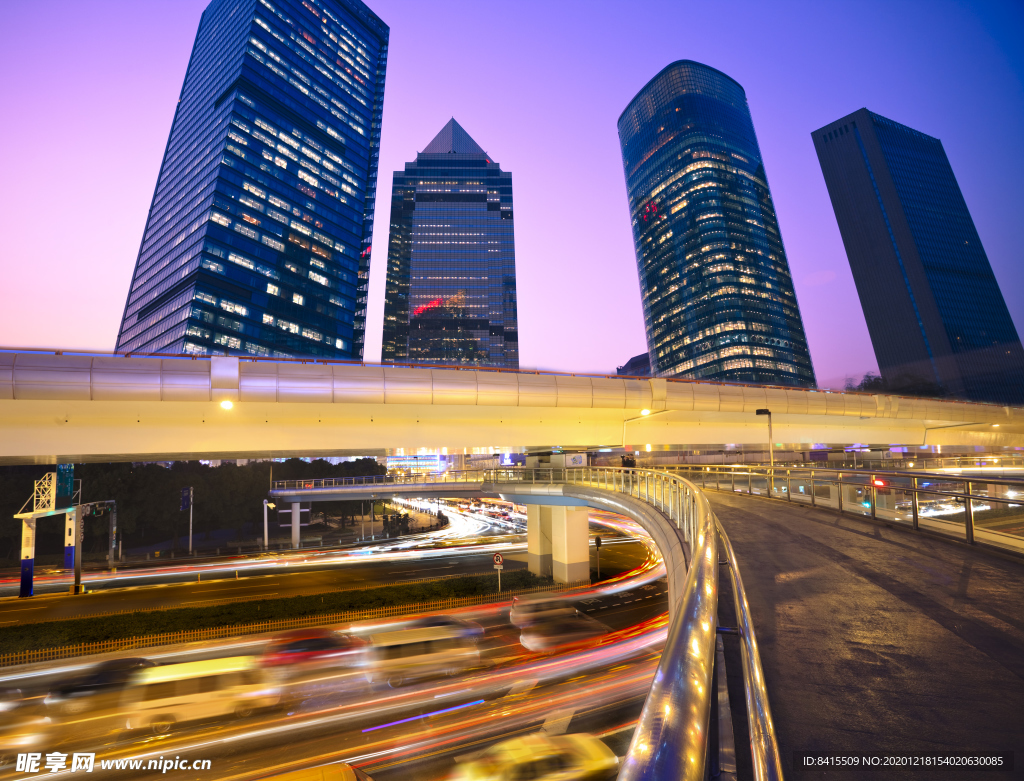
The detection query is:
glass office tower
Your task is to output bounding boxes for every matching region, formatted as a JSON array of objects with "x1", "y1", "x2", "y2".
[
  {"x1": 115, "y1": 0, "x2": 388, "y2": 359},
  {"x1": 814, "y1": 109, "x2": 1024, "y2": 405},
  {"x1": 617, "y1": 61, "x2": 815, "y2": 386},
  {"x1": 381, "y1": 119, "x2": 519, "y2": 368}
]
